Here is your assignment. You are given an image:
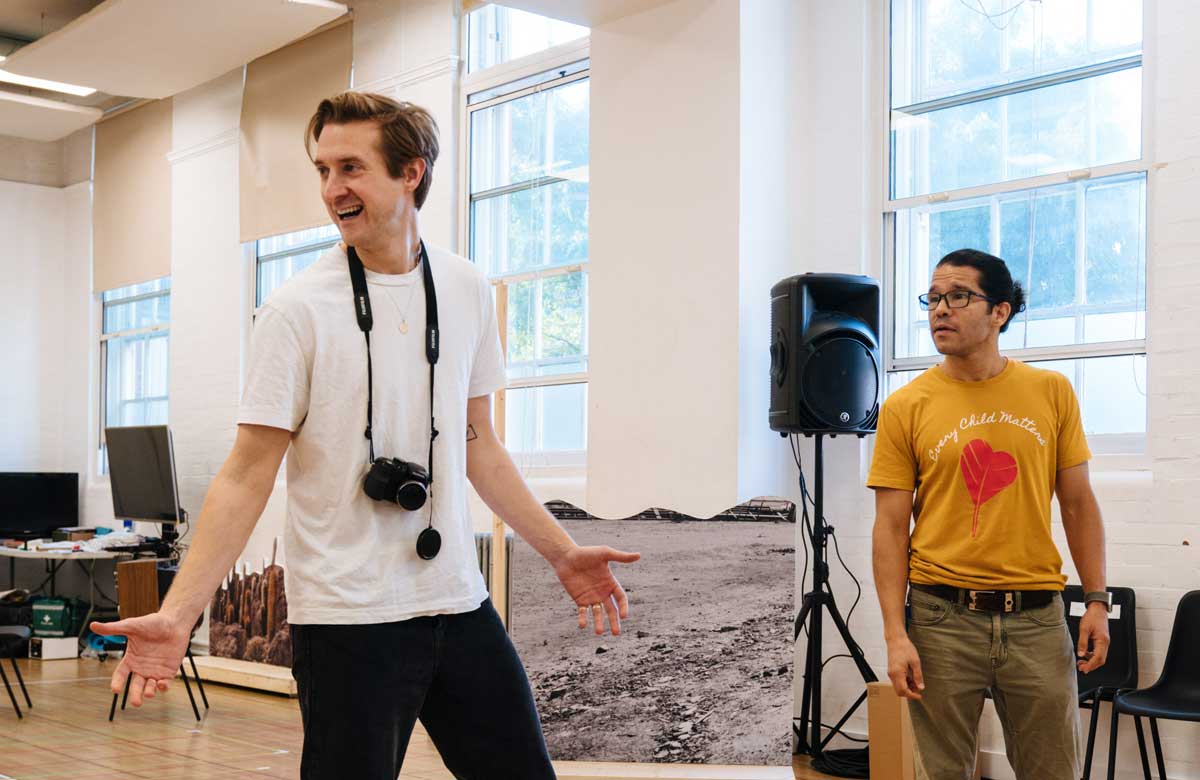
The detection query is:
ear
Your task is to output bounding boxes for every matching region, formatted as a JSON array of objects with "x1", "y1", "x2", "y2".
[
  {"x1": 403, "y1": 158, "x2": 426, "y2": 192},
  {"x1": 993, "y1": 301, "x2": 1011, "y2": 329}
]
